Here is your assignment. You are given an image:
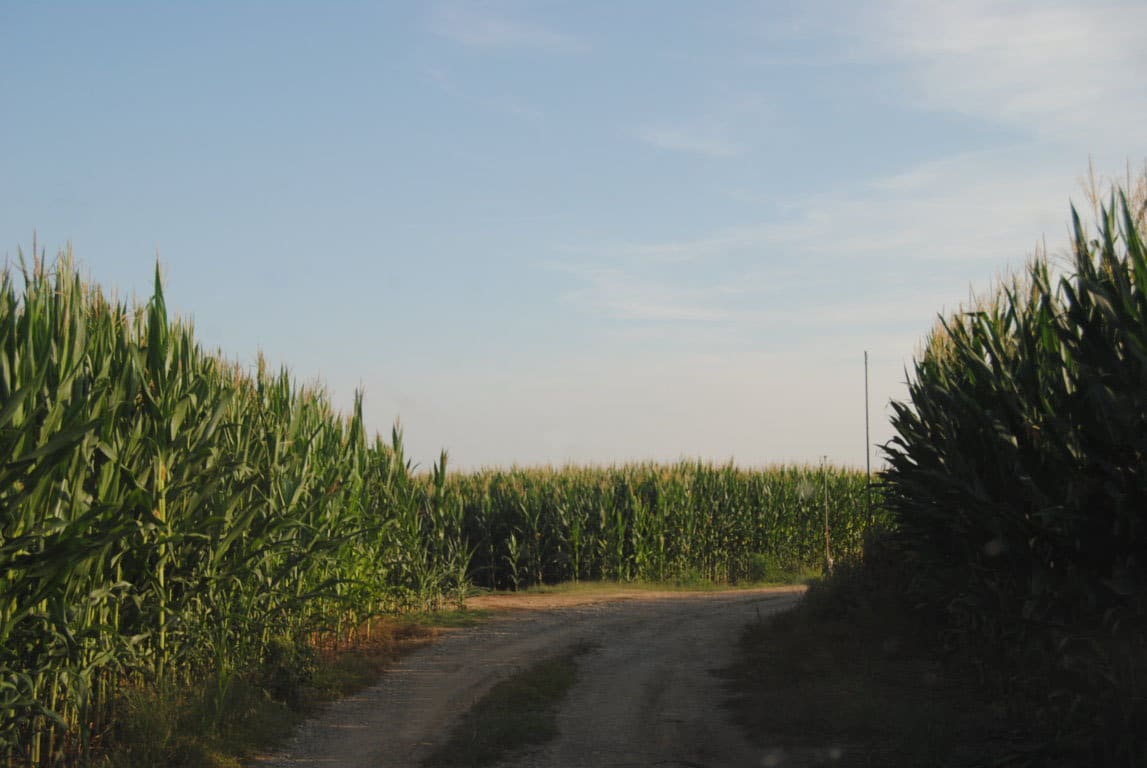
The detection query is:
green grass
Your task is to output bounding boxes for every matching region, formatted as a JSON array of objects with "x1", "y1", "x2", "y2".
[
  {"x1": 102, "y1": 676, "x2": 305, "y2": 768},
  {"x1": 423, "y1": 642, "x2": 596, "y2": 768},
  {"x1": 407, "y1": 608, "x2": 493, "y2": 627},
  {"x1": 497, "y1": 570, "x2": 818, "y2": 596}
]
